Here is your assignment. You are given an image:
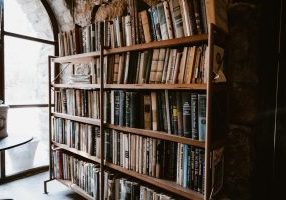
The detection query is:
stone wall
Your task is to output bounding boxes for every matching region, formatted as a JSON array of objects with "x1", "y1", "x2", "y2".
[{"x1": 224, "y1": 3, "x2": 259, "y2": 200}]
